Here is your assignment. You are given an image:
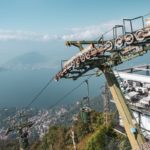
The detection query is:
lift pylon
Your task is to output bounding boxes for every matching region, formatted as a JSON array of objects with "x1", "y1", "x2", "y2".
[
  {"x1": 55, "y1": 15, "x2": 150, "y2": 149},
  {"x1": 5, "y1": 115, "x2": 34, "y2": 150}
]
